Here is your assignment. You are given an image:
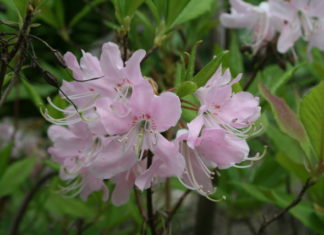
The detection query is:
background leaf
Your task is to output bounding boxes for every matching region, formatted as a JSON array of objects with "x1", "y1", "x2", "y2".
[
  {"x1": 299, "y1": 82, "x2": 324, "y2": 161},
  {"x1": 0, "y1": 157, "x2": 36, "y2": 197}
]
